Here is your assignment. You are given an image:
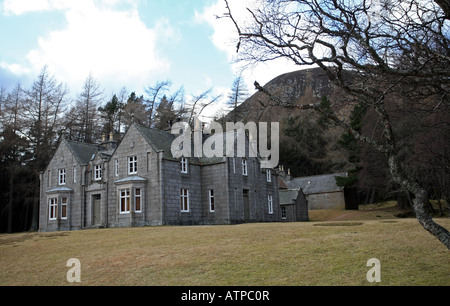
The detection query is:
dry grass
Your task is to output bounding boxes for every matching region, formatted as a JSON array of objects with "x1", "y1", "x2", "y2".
[{"x1": 1, "y1": 210, "x2": 449, "y2": 286}]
